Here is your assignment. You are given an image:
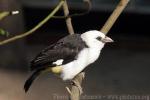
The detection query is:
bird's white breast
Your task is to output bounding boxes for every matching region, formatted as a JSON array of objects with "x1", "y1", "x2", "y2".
[
  {"x1": 60, "y1": 30, "x2": 106, "y2": 80},
  {"x1": 61, "y1": 47, "x2": 101, "y2": 80}
]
